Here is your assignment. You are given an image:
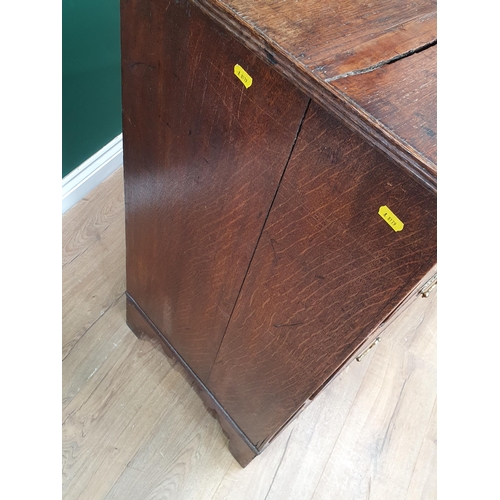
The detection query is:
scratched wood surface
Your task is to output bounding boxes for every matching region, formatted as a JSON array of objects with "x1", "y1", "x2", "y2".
[
  {"x1": 192, "y1": 0, "x2": 437, "y2": 191},
  {"x1": 207, "y1": 101, "x2": 437, "y2": 448},
  {"x1": 331, "y1": 45, "x2": 437, "y2": 167},
  {"x1": 198, "y1": 0, "x2": 436, "y2": 78},
  {"x1": 62, "y1": 167, "x2": 436, "y2": 500},
  {"x1": 121, "y1": 0, "x2": 309, "y2": 383}
]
